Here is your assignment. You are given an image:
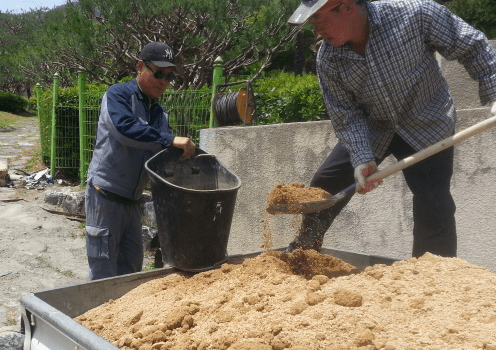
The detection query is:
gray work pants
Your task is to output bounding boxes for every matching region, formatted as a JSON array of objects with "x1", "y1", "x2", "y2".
[{"x1": 85, "y1": 184, "x2": 143, "y2": 280}]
